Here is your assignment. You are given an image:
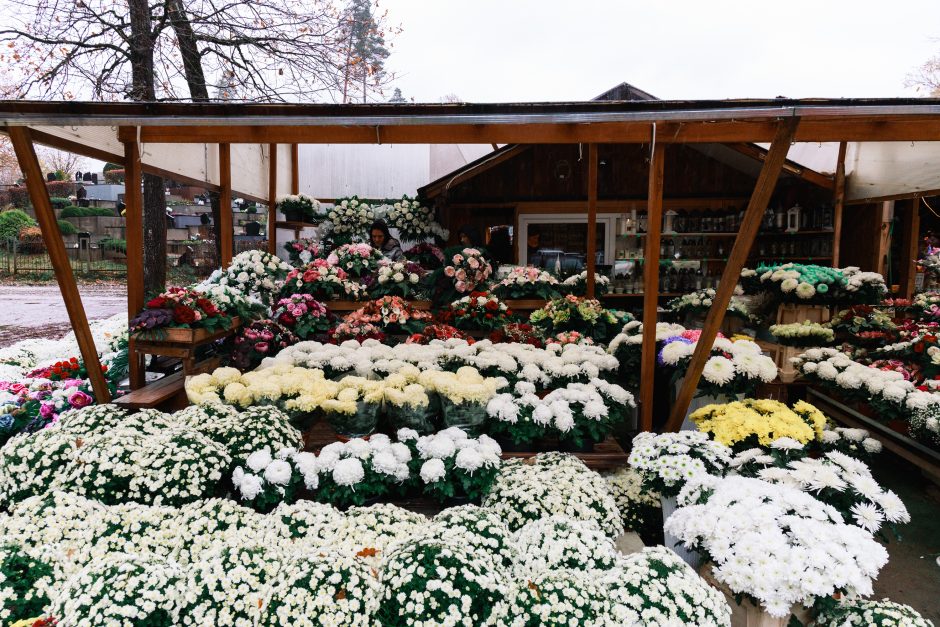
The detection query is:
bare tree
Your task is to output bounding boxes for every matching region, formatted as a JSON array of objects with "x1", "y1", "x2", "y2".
[
  {"x1": 0, "y1": 137, "x2": 21, "y2": 187},
  {"x1": 37, "y1": 147, "x2": 87, "y2": 180},
  {"x1": 906, "y1": 54, "x2": 940, "y2": 96}
]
